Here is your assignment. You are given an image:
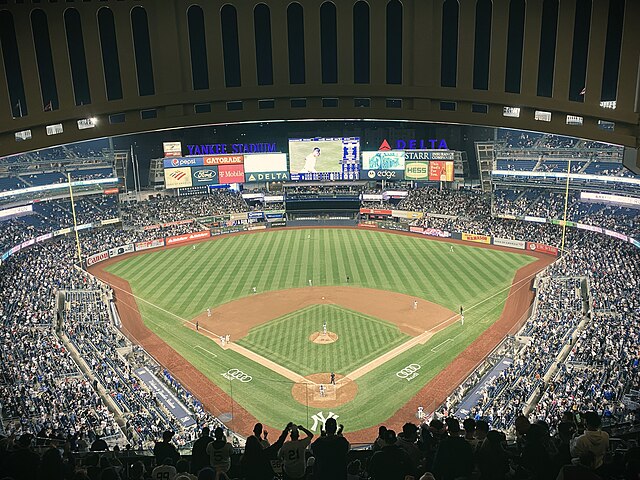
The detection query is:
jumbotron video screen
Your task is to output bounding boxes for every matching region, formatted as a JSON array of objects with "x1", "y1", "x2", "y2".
[{"x1": 289, "y1": 137, "x2": 360, "y2": 181}]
